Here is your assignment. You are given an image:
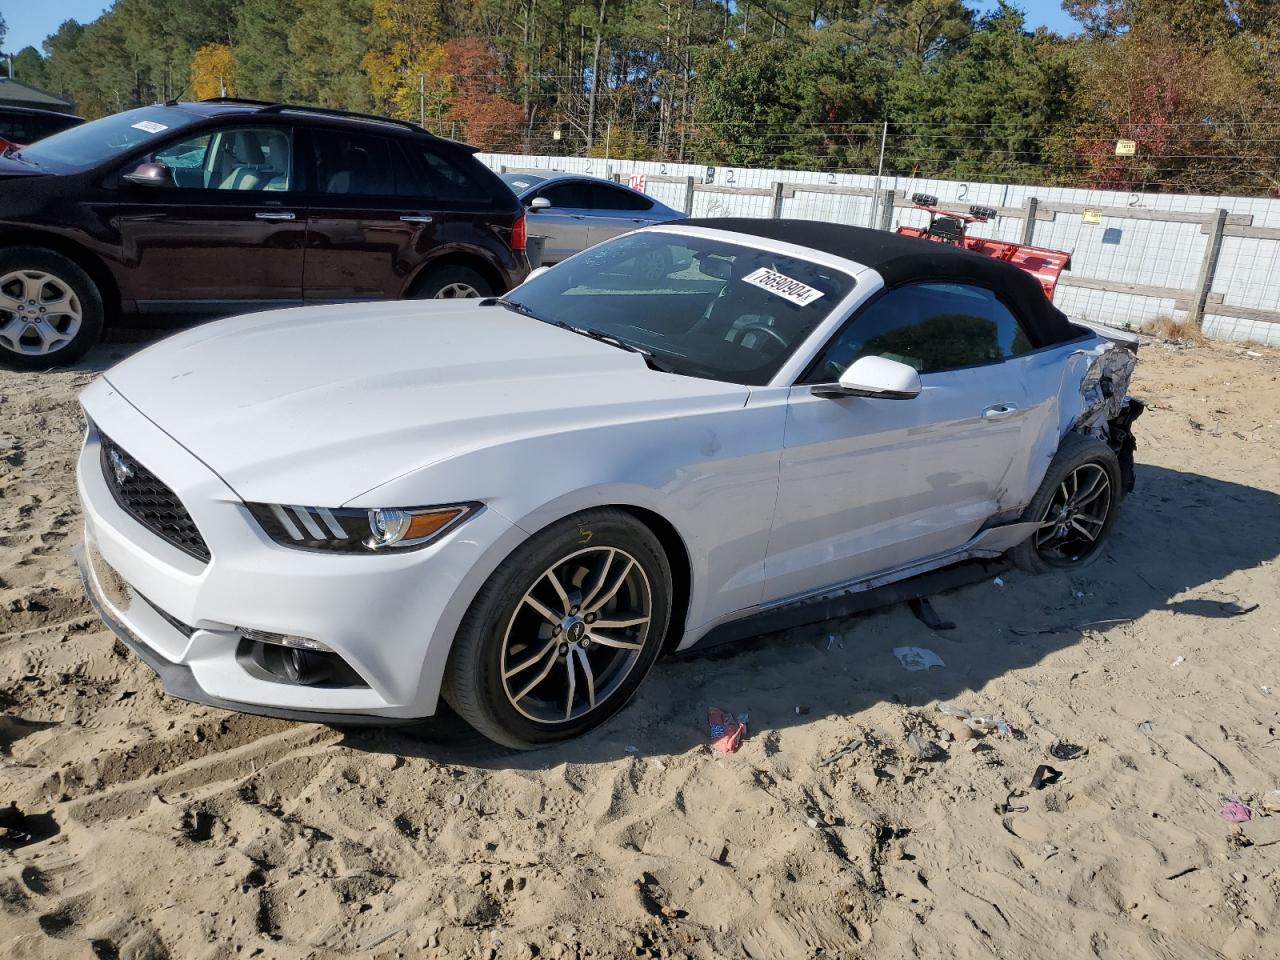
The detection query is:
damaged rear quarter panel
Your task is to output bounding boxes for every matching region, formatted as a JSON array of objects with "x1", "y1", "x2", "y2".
[{"x1": 1015, "y1": 333, "x2": 1138, "y2": 509}]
